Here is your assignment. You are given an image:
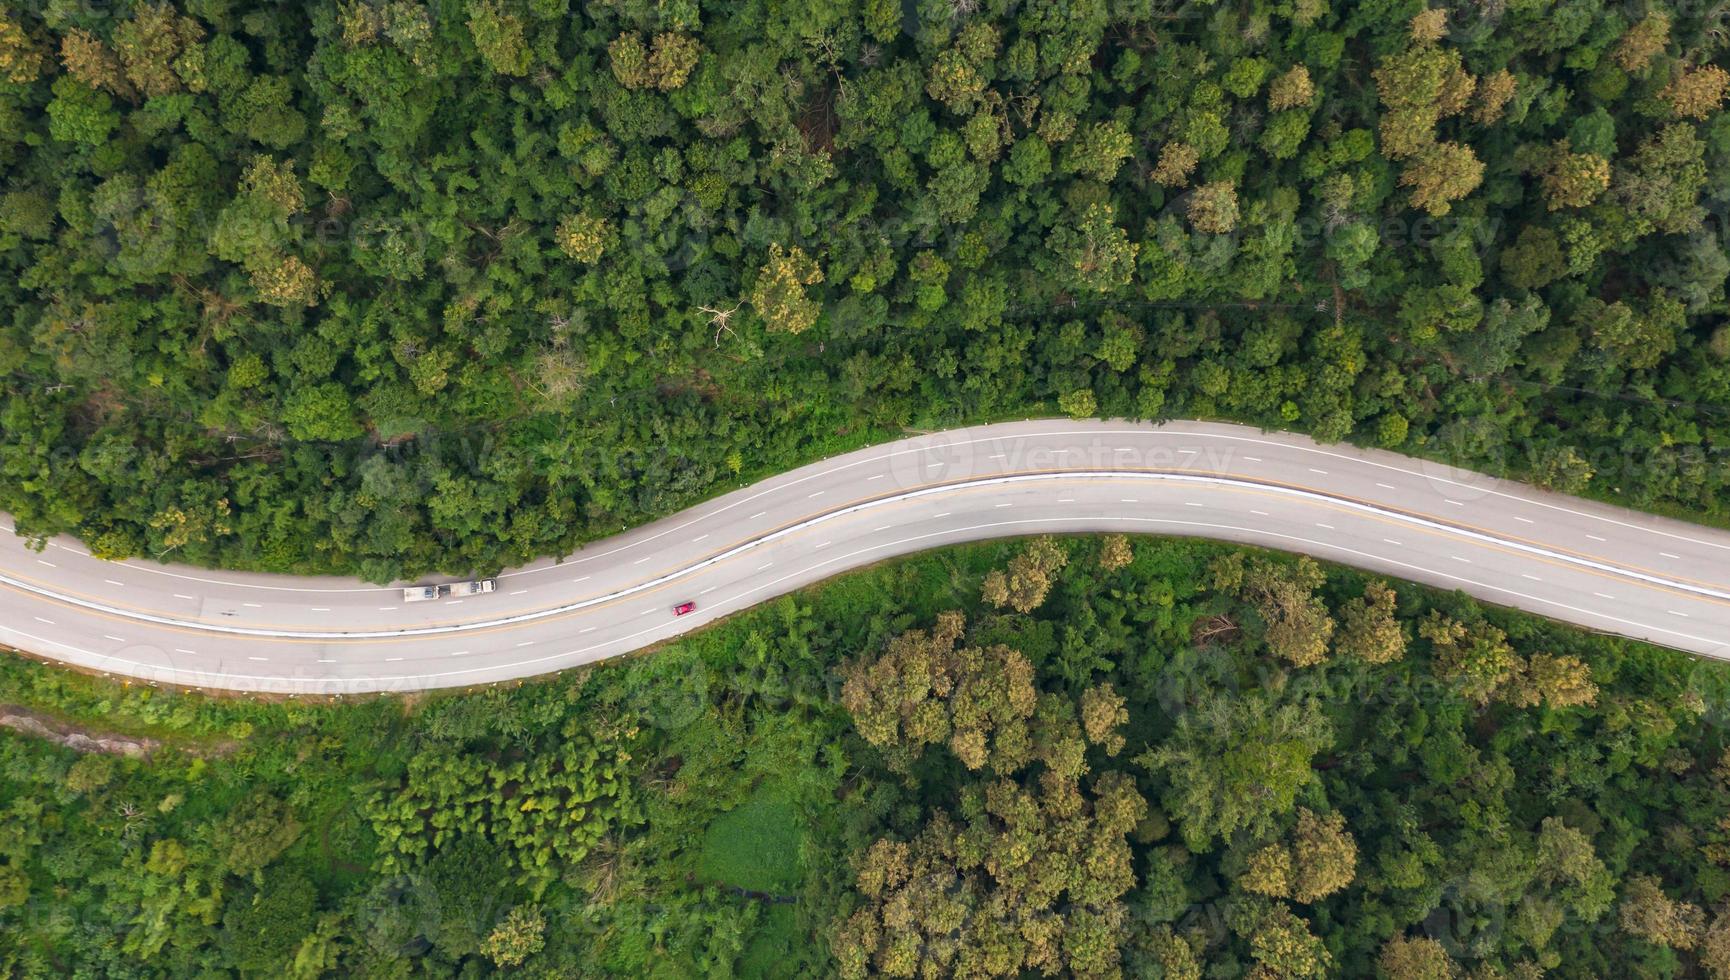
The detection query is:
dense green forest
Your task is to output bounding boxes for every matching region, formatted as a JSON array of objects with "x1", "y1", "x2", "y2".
[
  {"x1": 2, "y1": 535, "x2": 1730, "y2": 976},
  {"x1": 1, "y1": 0, "x2": 1729, "y2": 578}
]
